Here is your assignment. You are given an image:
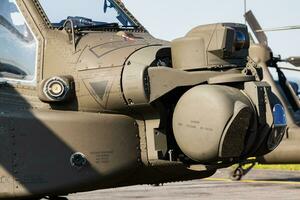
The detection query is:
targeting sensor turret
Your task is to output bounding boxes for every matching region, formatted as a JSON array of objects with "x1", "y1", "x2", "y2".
[{"x1": 171, "y1": 23, "x2": 250, "y2": 70}]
